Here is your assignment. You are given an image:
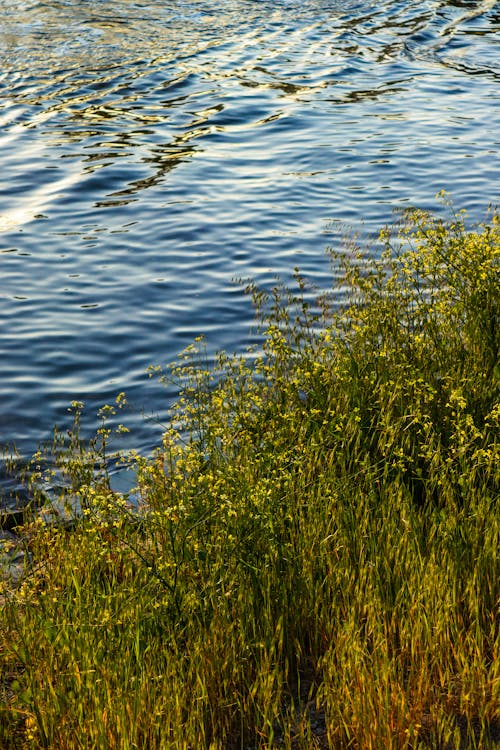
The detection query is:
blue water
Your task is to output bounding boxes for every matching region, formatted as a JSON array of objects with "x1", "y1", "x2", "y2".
[{"x1": 0, "y1": 0, "x2": 499, "y2": 501}]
